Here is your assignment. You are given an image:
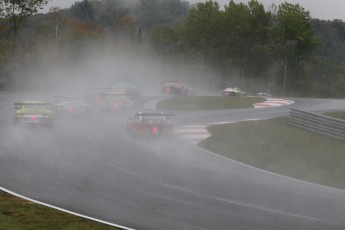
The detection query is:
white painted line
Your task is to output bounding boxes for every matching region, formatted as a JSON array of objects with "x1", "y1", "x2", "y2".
[
  {"x1": 179, "y1": 134, "x2": 212, "y2": 139},
  {"x1": 193, "y1": 146, "x2": 345, "y2": 192},
  {"x1": 174, "y1": 128, "x2": 209, "y2": 133},
  {"x1": 211, "y1": 118, "x2": 263, "y2": 125},
  {"x1": 177, "y1": 124, "x2": 208, "y2": 129},
  {"x1": 0, "y1": 186, "x2": 136, "y2": 230}
]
